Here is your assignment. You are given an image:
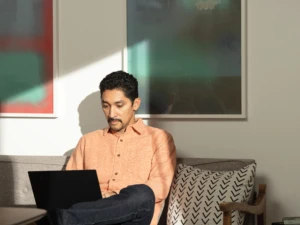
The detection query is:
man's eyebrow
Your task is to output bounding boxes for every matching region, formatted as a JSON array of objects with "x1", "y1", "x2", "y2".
[{"x1": 101, "y1": 100, "x2": 124, "y2": 104}]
